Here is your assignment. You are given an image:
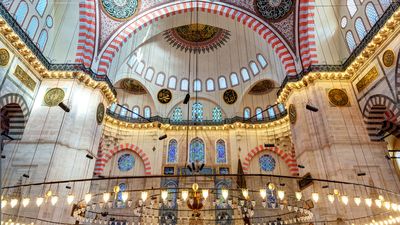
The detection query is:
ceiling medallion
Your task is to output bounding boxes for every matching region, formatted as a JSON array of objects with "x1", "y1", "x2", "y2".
[
  {"x1": 163, "y1": 24, "x2": 231, "y2": 54},
  {"x1": 44, "y1": 88, "x2": 65, "y2": 107},
  {"x1": 256, "y1": 0, "x2": 293, "y2": 20},
  {"x1": 382, "y1": 49, "x2": 395, "y2": 67},
  {"x1": 101, "y1": 0, "x2": 139, "y2": 20},
  {"x1": 328, "y1": 89, "x2": 349, "y2": 107},
  {"x1": 223, "y1": 89, "x2": 238, "y2": 105},
  {"x1": 120, "y1": 79, "x2": 147, "y2": 94},
  {"x1": 157, "y1": 89, "x2": 172, "y2": 104},
  {"x1": 0, "y1": 48, "x2": 10, "y2": 66},
  {"x1": 96, "y1": 102, "x2": 105, "y2": 124},
  {"x1": 288, "y1": 104, "x2": 296, "y2": 124}
]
